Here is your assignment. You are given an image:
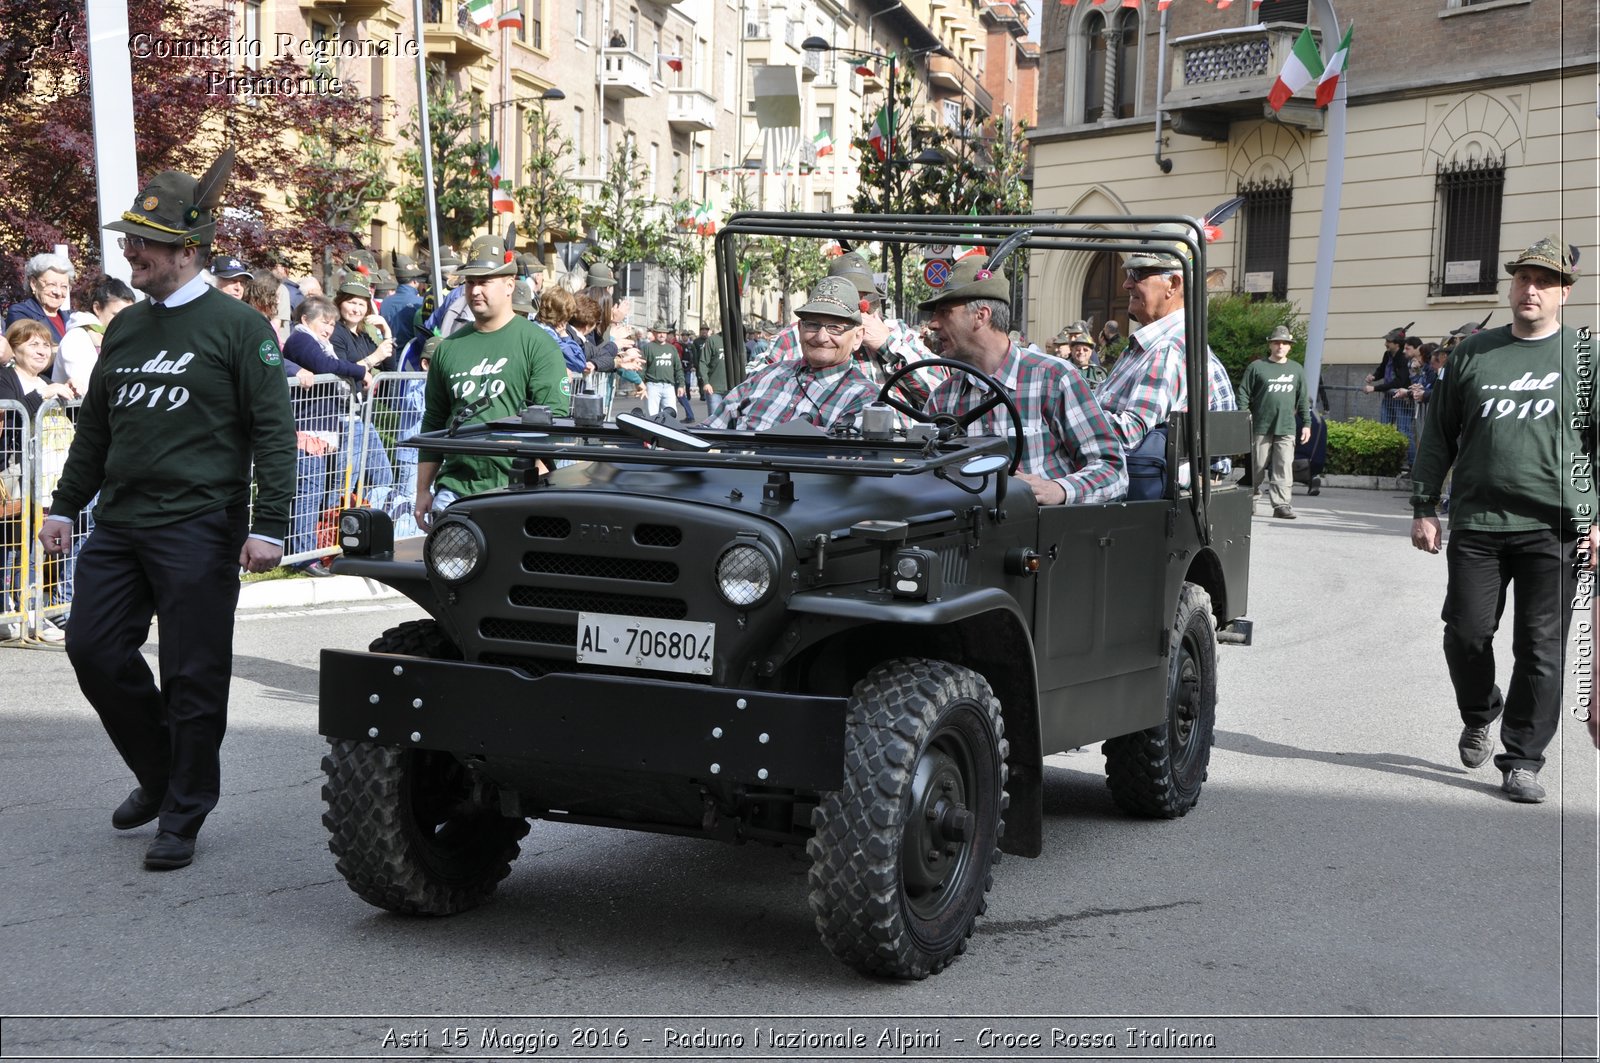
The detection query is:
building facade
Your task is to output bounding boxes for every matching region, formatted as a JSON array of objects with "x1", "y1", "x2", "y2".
[{"x1": 1031, "y1": 0, "x2": 1597, "y2": 393}]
